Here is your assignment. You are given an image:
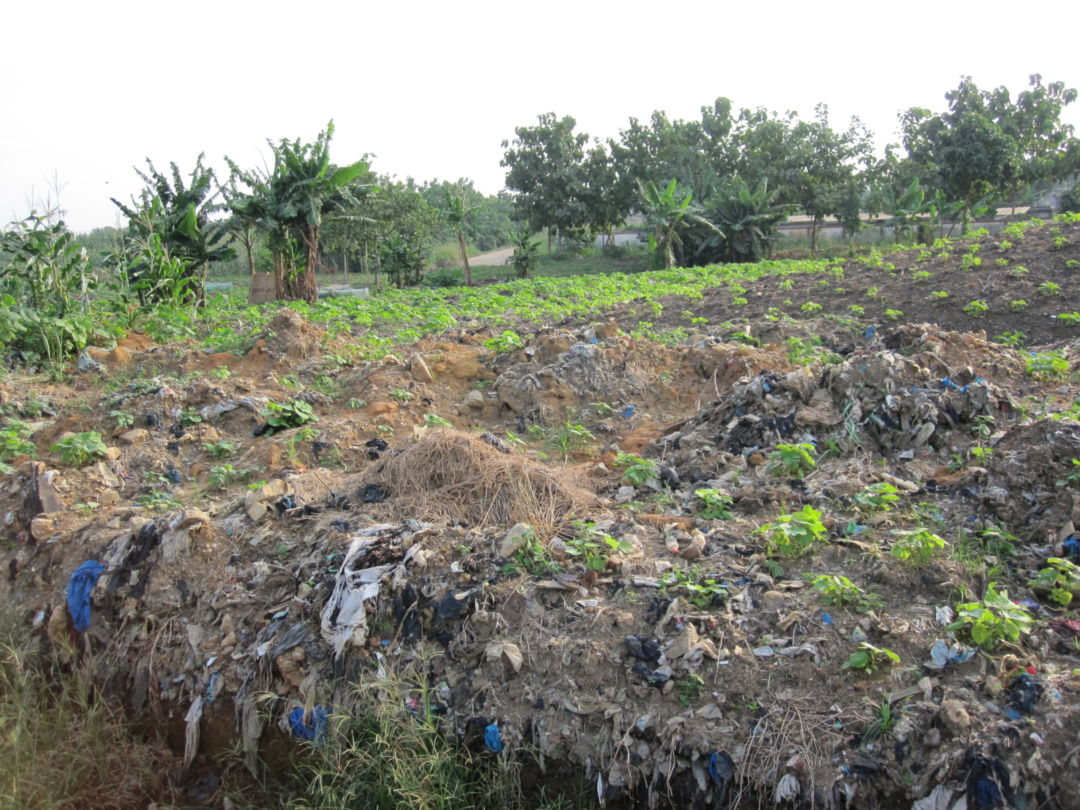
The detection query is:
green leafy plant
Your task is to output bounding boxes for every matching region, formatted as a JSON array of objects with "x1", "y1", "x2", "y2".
[
  {"x1": 1039, "y1": 281, "x2": 1062, "y2": 296},
  {"x1": 769, "y1": 442, "x2": 817, "y2": 477},
  {"x1": 853, "y1": 482, "x2": 901, "y2": 513},
  {"x1": 202, "y1": 440, "x2": 236, "y2": 459},
  {"x1": 546, "y1": 422, "x2": 594, "y2": 460},
  {"x1": 1056, "y1": 458, "x2": 1080, "y2": 488},
  {"x1": 948, "y1": 584, "x2": 1033, "y2": 649},
  {"x1": 808, "y1": 574, "x2": 882, "y2": 612},
  {"x1": 1029, "y1": 558, "x2": 1080, "y2": 606},
  {"x1": 137, "y1": 489, "x2": 180, "y2": 511},
  {"x1": 0, "y1": 421, "x2": 37, "y2": 471},
  {"x1": 613, "y1": 452, "x2": 658, "y2": 486},
  {"x1": 800, "y1": 301, "x2": 822, "y2": 314},
  {"x1": 509, "y1": 534, "x2": 561, "y2": 577},
  {"x1": 109, "y1": 410, "x2": 134, "y2": 429},
  {"x1": 928, "y1": 290, "x2": 949, "y2": 300},
  {"x1": 566, "y1": 522, "x2": 632, "y2": 571},
  {"x1": 180, "y1": 408, "x2": 203, "y2": 426},
  {"x1": 1026, "y1": 350, "x2": 1070, "y2": 380},
  {"x1": 389, "y1": 388, "x2": 413, "y2": 405},
  {"x1": 1057, "y1": 312, "x2": 1080, "y2": 325},
  {"x1": 262, "y1": 399, "x2": 318, "y2": 433},
  {"x1": 693, "y1": 488, "x2": 733, "y2": 520},
  {"x1": 483, "y1": 330, "x2": 525, "y2": 354},
  {"x1": 884, "y1": 309, "x2": 904, "y2": 321},
  {"x1": 677, "y1": 673, "x2": 705, "y2": 709},
  {"x1": 890, "y1": 529, "x2": 947, "y2": 566},
  {"x1": 759, "y1": 505, "x2": 828, "y2": 557},
  {"x1": 1009, "y1": 299, "x2": 1029, "y2": 311},
  {"x1": 347, "y1": 397, "x2": 367, "y2": 409},
  {"x1": 994, "y1": 331, "x2": 1026, "y2": 347},
  {"x1": 423, "y1": 413, "x2": 452, "y2": 428},
  {"x1": 785, "y1": 336, "x2": 839, "y2": 366},
  {"x1": 208, "y1": 464, "x2": 251, "y2": 489},
  {"x1": 842, "y1": 642, "x2": 900, "y2": 673},
  {"x1": 659, "y1": 565, "x2": 727, "y2": 608},
  {"x1": 211, "y1": 365, "x2": 231, "y2": 380},
  {"x1": 963, "y1": 300, "x2": 989, "y2": 317},
  {"x1": 50, "y1": 432, "x2": 107, "y2": 467}
]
